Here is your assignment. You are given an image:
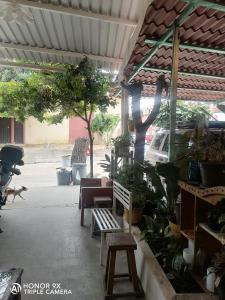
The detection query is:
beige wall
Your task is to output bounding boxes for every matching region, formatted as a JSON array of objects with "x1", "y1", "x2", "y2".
[
  {"x1": 24, "y1": 117, "x2": 69, "y2": 144},
  {"x1": 24, "y1": 100, "x2": 121, "y2": 145}
]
